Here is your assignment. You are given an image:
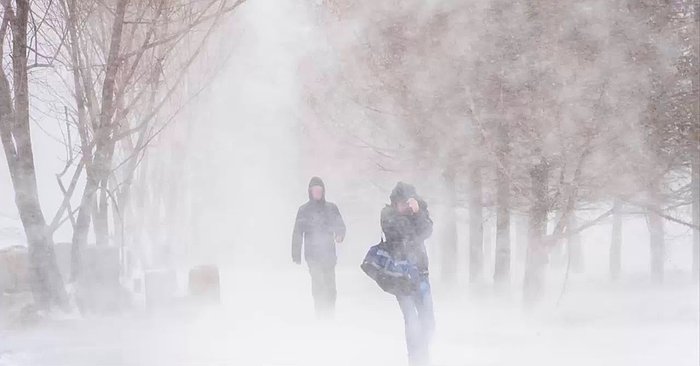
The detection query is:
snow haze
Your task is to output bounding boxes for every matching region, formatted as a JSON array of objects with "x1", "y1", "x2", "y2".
[{"x1": 1, "y1": 1, "x2": 698, "y2": 366}]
